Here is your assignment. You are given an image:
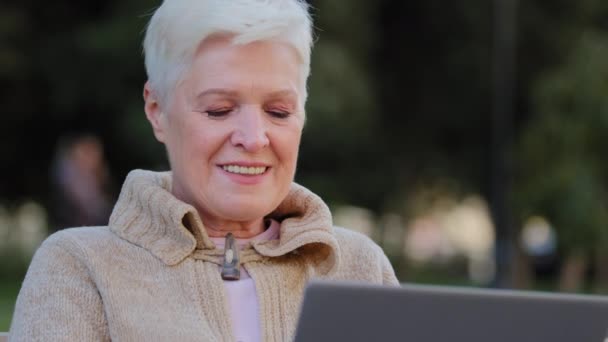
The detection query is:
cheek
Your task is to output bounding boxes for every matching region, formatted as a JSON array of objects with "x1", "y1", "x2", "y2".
[
  {"x1": 182, "y1": 127, "x2": 219, "y2": 166},
  {"x1": 166, "y1": 118, "x2": 213, "y2": 171},
  {"x1": 274, "y1": 126, "x2": 302, "y2": 168}
]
